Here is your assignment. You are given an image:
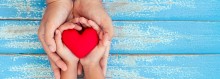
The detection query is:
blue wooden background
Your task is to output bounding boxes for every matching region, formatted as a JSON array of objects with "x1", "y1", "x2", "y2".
[{"x1": 0, "y1": 0, "x2": 220, "y2": 79}]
